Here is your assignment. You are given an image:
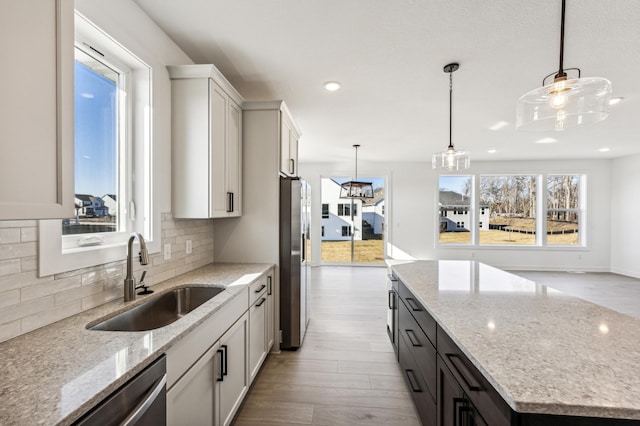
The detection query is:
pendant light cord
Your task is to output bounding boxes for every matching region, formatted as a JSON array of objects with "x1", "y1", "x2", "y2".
[
  {"x1": 449, "y1": 71, "x2": 454, "y2": 149},
  {"x1": 557, "y1": 0, "x2": 566, "y2": 78},
  {"x1": 353, "y1": 144, "x2": 359, "y2": 180}
]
